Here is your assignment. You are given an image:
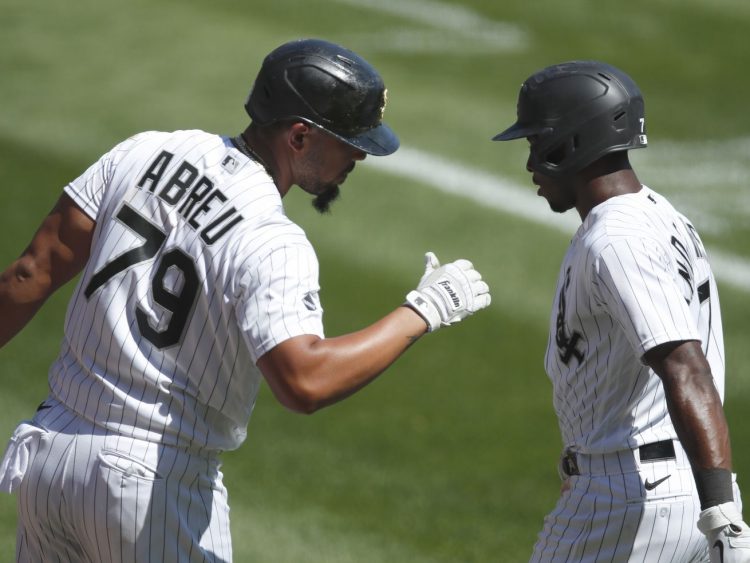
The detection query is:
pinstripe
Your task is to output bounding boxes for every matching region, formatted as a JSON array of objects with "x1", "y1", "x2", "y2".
[
  {"x1": 569, "y1": 477, "x2": 595, "y2": 560},
  {"x1": 643, "y1": 501, "x2": 661, "y2": 560},
  {"x1": 666, "y1": 501, "x2": 685, "y2": 563},
  {"x1": 607, "y1": 474, "x2": 628, "y2": 560},
  {"x1": 589, "y1": 482, "x2": 608, "y2": 561}
]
